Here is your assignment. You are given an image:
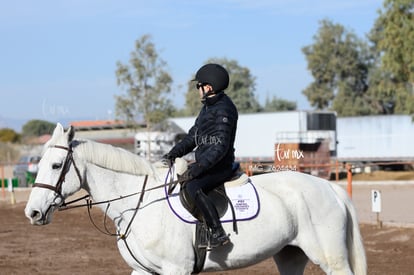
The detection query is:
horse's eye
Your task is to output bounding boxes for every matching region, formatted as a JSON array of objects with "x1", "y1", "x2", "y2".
[{"x1": 52, "y1": 163, "x2": 63, "y2": 170}]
